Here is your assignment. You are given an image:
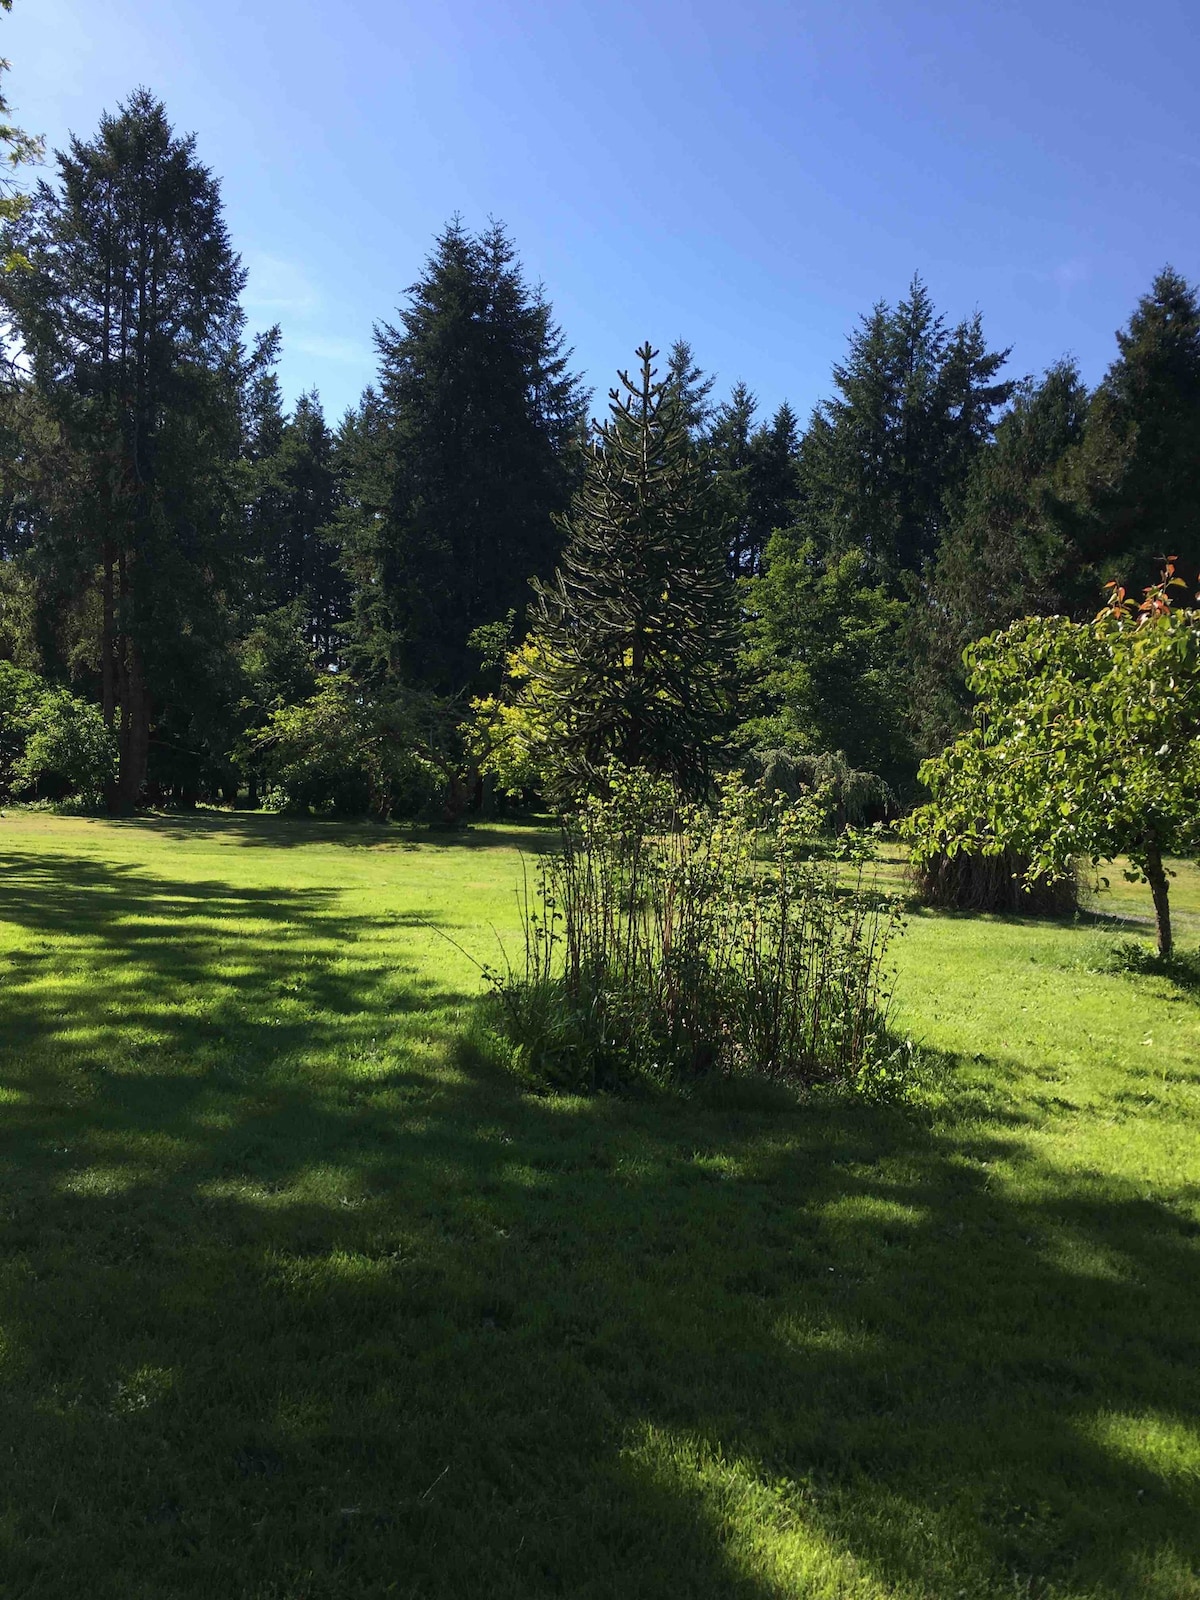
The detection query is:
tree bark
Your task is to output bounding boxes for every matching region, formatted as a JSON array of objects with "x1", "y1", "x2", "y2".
[
  {"x1": 116, "y1": 640, "x2": 150, "y2": 813},
  {"x1": 440, "y1": 769, "x2": 470, "y2": 829},
  {"x1": 1145, "y1": 845, "x2": 1173, "y2": 960},
  {"x1": 101, "y1": 543, "x2": 115, "y2": 726},
  {"x1": 101, "y1": 539, "x2": 118, "y2": 813}
]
